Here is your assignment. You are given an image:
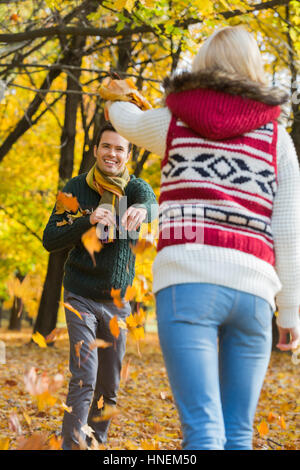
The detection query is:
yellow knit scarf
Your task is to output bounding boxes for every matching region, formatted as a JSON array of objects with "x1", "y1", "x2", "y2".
[{"x1": 86, "y1": 163, "x2": 130, "y2": 242}]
